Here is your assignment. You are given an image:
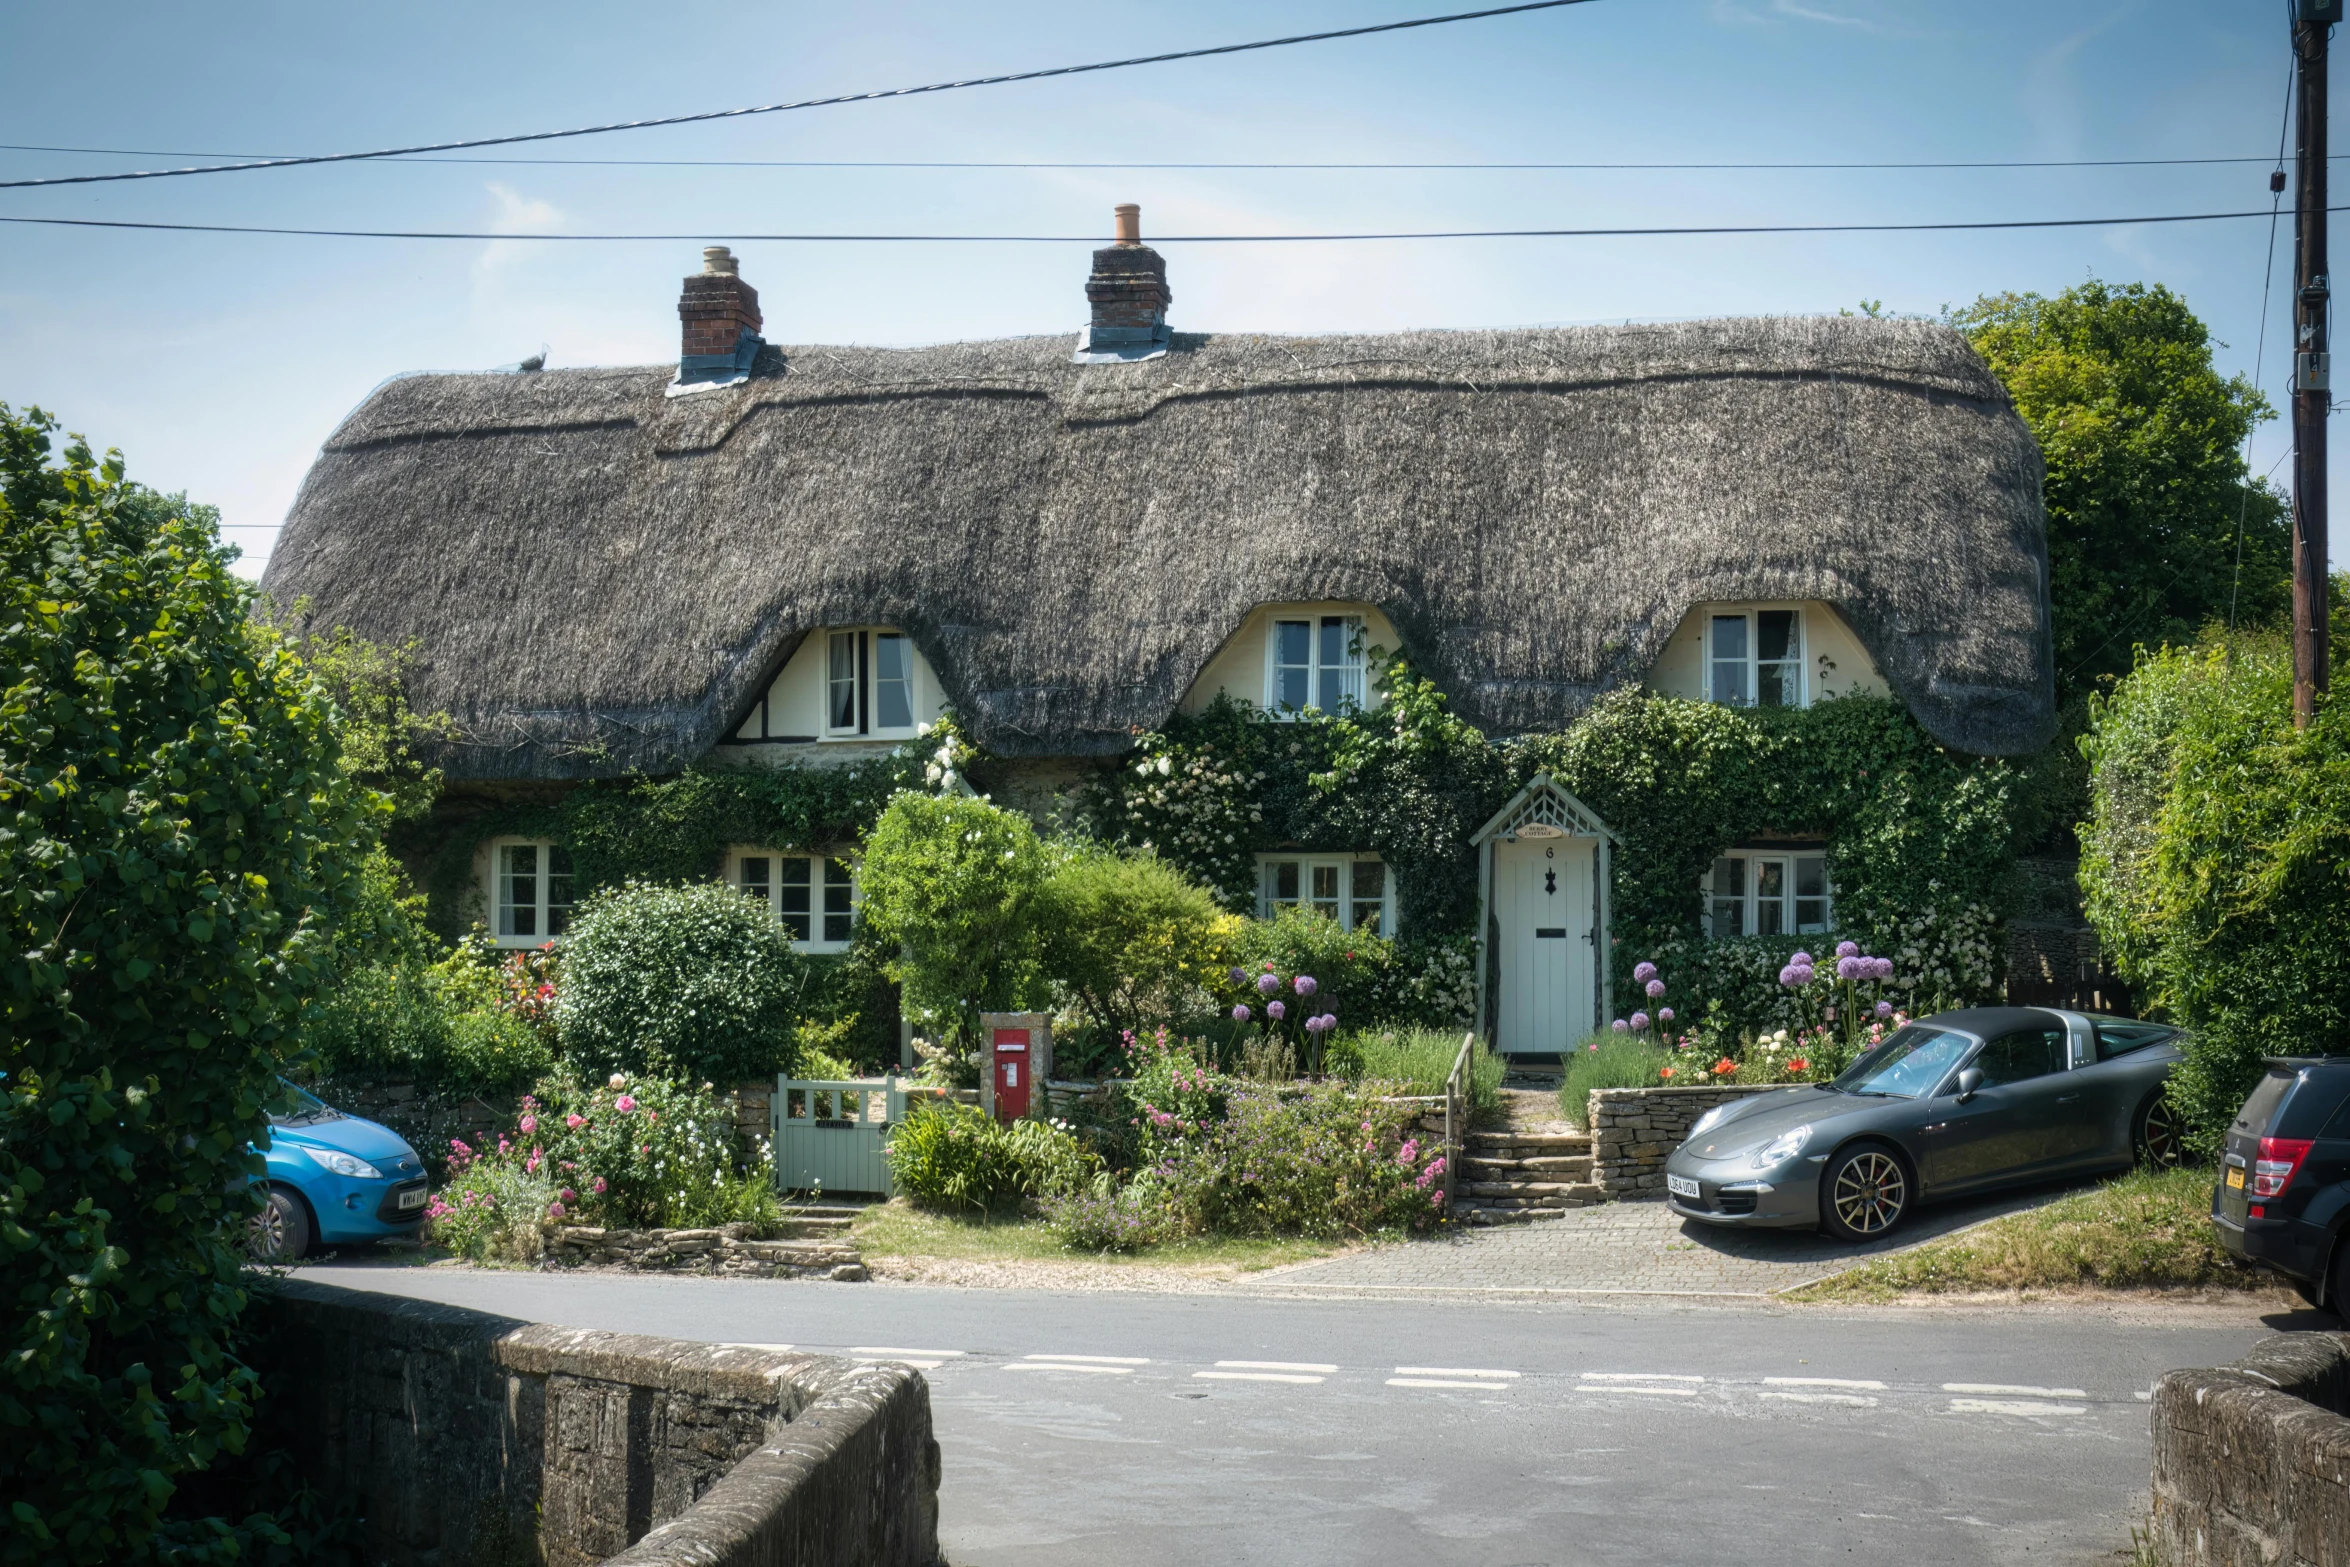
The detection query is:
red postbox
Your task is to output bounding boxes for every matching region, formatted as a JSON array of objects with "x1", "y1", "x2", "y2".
[{"x1": 991, "y1": 1028, "x2": 1031, "y2": 1122}]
